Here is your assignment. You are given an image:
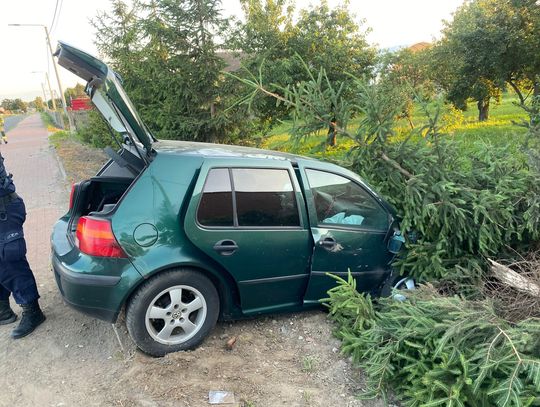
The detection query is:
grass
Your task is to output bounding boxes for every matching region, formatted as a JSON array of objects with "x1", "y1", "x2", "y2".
[
  {"x1": 261, "y1": 92, "x2": 529, "y2": 158},
  {"x1": 40, "y1": 111, "x2": 63, "y2": 133},
  {"x1": 301, "y1": 355, "x2": 319, "y2": 372}
]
